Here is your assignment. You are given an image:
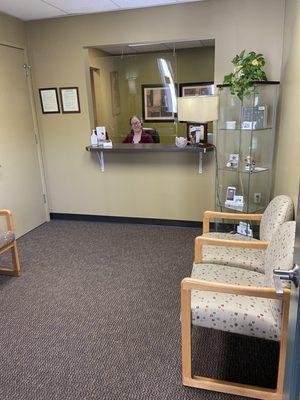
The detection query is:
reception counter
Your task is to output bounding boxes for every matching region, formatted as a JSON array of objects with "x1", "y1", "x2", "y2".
[{"x1": 86, "y1": 143, "x2": 215, "y2": 173}]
